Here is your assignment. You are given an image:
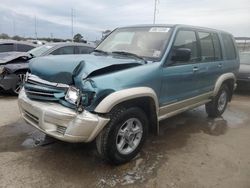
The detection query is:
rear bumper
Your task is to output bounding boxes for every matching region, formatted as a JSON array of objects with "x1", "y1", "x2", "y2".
[
  {"x1": 18, "y1": 89, "x2": 110, "y2": 143},
  {"x1": 0, "y1": 74, "x2": 18, "y2": 90}
]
